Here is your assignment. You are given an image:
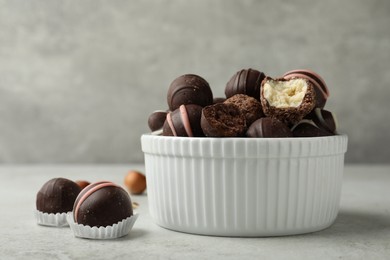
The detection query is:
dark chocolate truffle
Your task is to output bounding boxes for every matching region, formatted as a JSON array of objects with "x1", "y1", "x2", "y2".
[
  {"x1": 73, "y1": 181, "x2": 133, "y2": 227},
  {"x1": 167, "y1": 74, "x2": 213, "y2": 111},
  {"x1": 213, "y1": 97, "x2": 226, "y2": 104},
  {"x1": 261, "y1": 77, "x2": 316, "y2": 125},
  {"x1": 224, "y1": 94, "x2": 264, "y2": 126},
  {"x1": 225, "y1": 69, "x2": 266, "y2": 101},
  {"x1": 283, "y1": 69, "x2": 329, "y2": 108},
  {"x1": 36, "y1": 178, "x2": 81, "y2": 214},
  {"x1": 201, "y1": 103, "x2": 246, "y2": 137},
  {"x1": 148, "y1": 110, "x2": 168, "y2": 132},
  {"x1": 246, "y1": 117, "x2": 292, "y2": 138},
  {"x1": 292, "y1": 120, "x2": 333, "y2": 137},
  {"x1": 162, "y1": 104, "x2": 204, "y2": 137},
  {"x1": 309, "y1": 108, "x2": 338, "y2": 134}
]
